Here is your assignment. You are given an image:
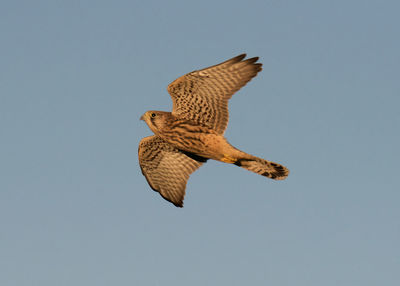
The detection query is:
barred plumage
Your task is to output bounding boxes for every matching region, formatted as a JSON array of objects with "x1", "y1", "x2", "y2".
[
  {"x1": 139, "y1": 54, "x2": 289, "y2": 207},
  {"x1": 138, "y1": 136, "x2": 204, "y2": 207}
]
